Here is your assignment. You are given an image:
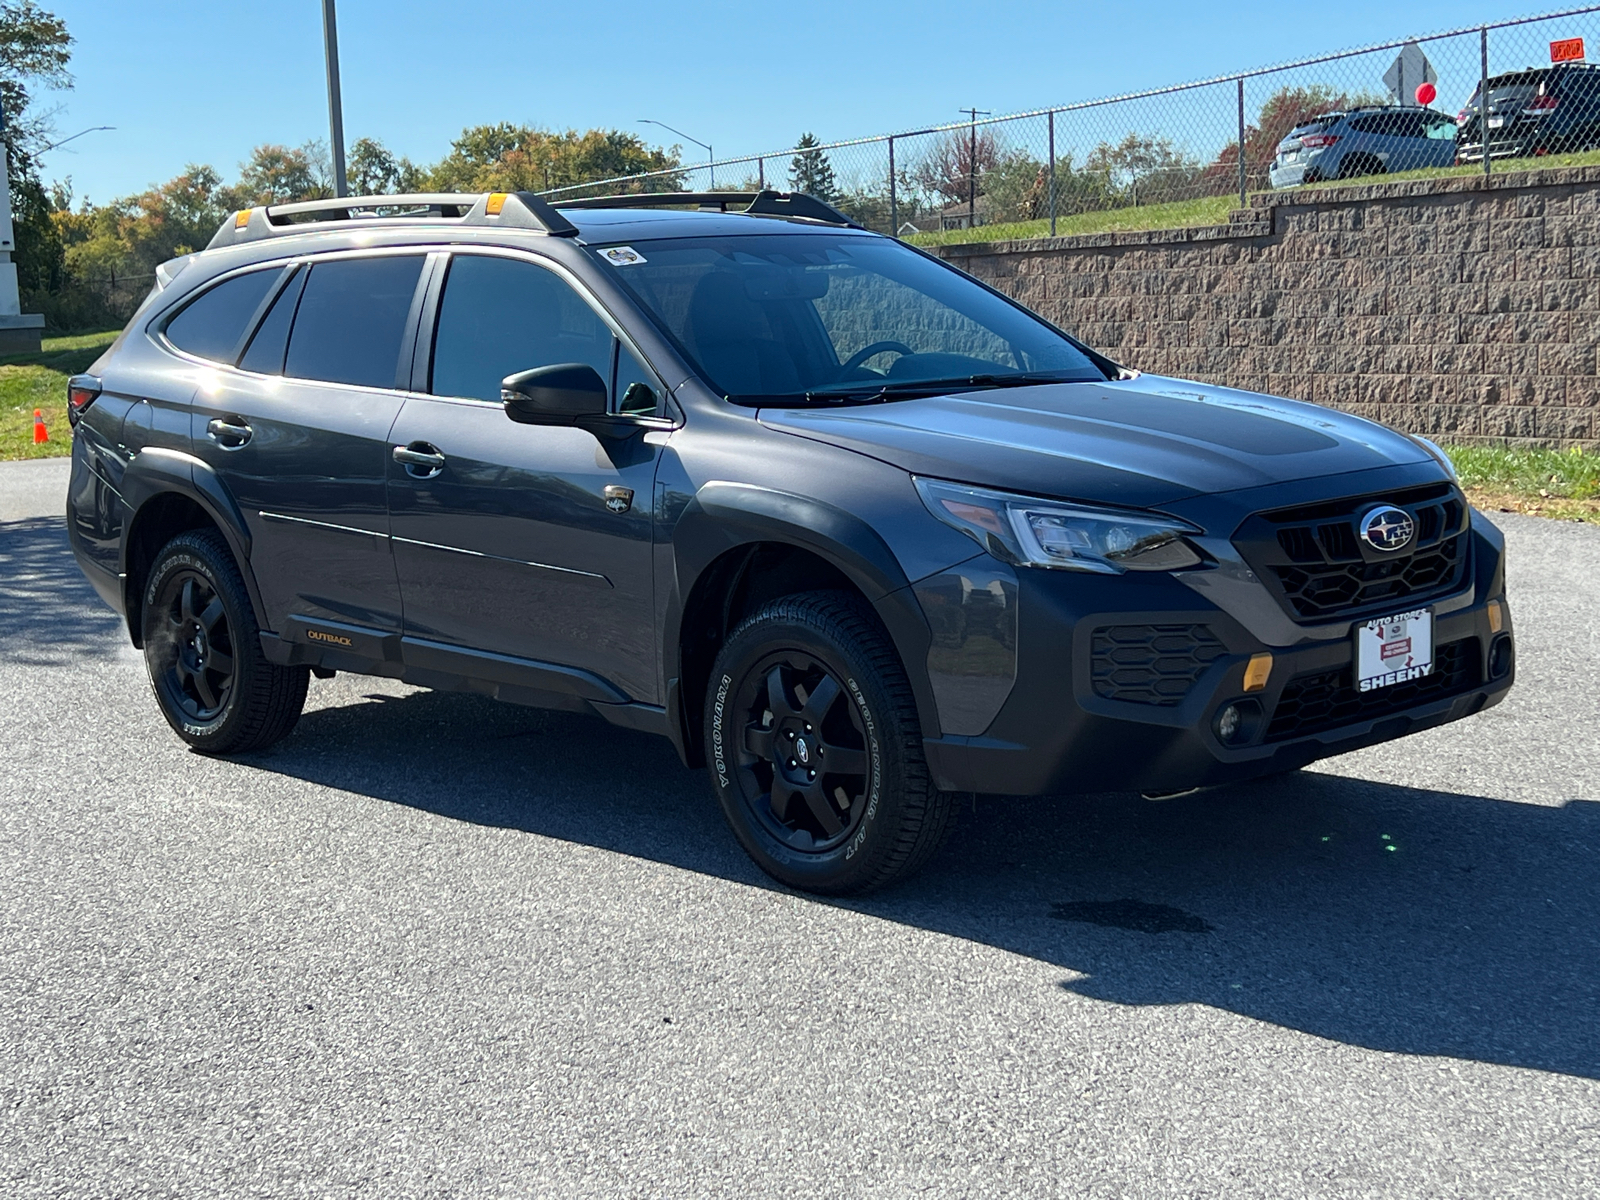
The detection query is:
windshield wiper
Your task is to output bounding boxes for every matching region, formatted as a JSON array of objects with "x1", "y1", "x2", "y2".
[{"x1": 801, "y1": 370, "x2": 1091, "y2": 404}]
